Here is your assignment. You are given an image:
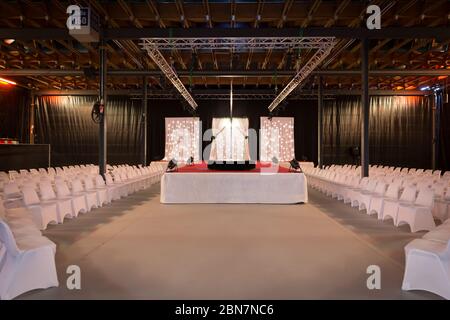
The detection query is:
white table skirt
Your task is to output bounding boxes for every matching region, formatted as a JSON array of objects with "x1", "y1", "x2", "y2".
[{"x1": 160, "y1": 172, "x2": 308, "y2": 204}]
